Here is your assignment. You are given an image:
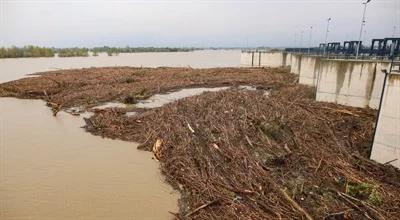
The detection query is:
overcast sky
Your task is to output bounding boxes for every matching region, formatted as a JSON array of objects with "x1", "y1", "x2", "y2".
[{"x1": 0, "y1": 0, "x2": 399, "y2": 48}]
